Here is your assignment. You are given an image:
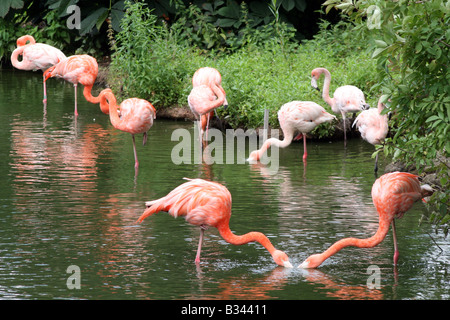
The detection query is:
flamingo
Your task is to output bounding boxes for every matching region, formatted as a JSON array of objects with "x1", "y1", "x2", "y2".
[
  {"x1": 311, "y1": 67, "x2": 370, "y2": 147},
  {"x1": 136, "y1": 178, "x2": 293, "y2": 268},
  {"x1": 353, "y1": 96, "x2": 389, "y2": 173},
  {"x1": 100, "y1": 89, "x2": 156, "y2": 171},
  {"x1": 298, "y1": 172, "x2": 434, "y2": 268},
  {"x1": 247, "y1": 101, "x2": 336, "y2": 163},
  {"x1": 10, "y1": 35, "x2": 66, "y2": 104},
  {"x1": 188, "y1": 82, "x2": 227, "y2": 141},
  {"x1": 192, "y1": 67, "x2": 229, "y2": 137},
  {"x1": 44, "y1": 54, "x2": 100, "y2": 116}
]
